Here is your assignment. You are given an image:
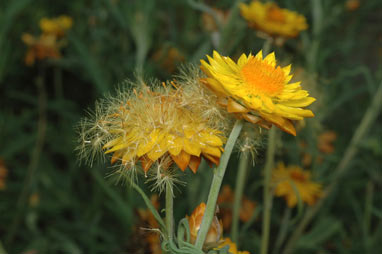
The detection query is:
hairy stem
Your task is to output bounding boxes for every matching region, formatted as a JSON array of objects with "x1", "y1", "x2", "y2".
[
  {"x1": 260, "y1": 126, "x2": 277, "y2": 254},
  {"x1": 131, "y1": 182, "x2": 166, "y2": 232},
  {"x1": 166, "y1": 182, "x2": 174, "y2": 242},
  {"x1": 194, "y1": 119, "x2": 244, "y2": 249},
  {"x1": 231, "y1": 151, "x2": 250, "y2": 244}
]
